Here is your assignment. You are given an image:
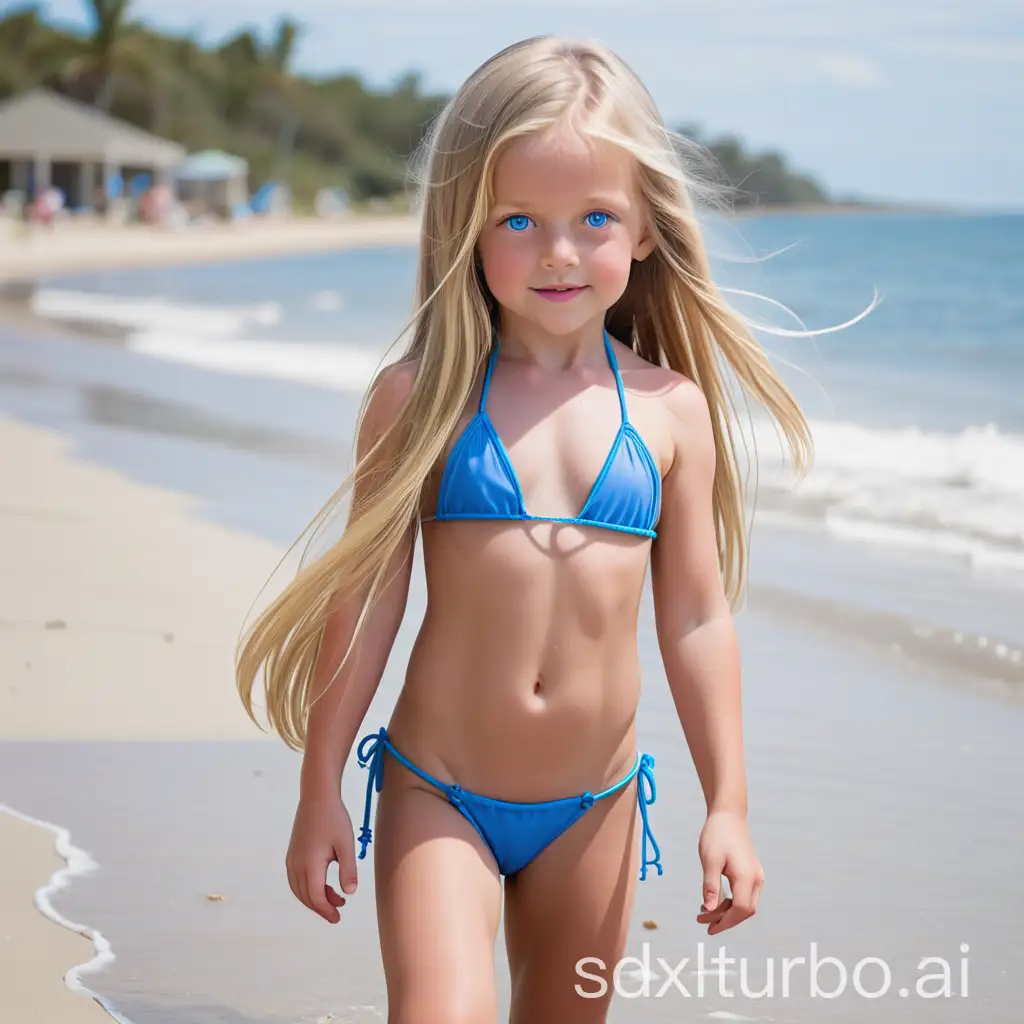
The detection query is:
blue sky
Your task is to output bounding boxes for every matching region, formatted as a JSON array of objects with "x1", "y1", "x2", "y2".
[{"x1": 22, "y1": 0, "x2": 1024, "y2": 209}]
